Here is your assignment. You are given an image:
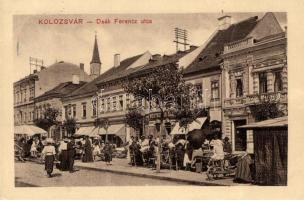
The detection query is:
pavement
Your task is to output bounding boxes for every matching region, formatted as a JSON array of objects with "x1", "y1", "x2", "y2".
[
  {"x1": 23, "y1": 157, "x2": 250, "y2": 186},
  {"x1": 74, "y1": 158, "x2": 245, "y2": 186}
]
